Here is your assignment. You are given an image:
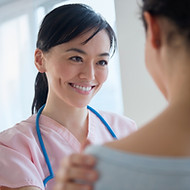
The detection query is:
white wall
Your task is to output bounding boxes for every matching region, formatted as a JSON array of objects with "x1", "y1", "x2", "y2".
[{"x1": 114, "y1": 0, "x2": 167, "y2": 127}]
